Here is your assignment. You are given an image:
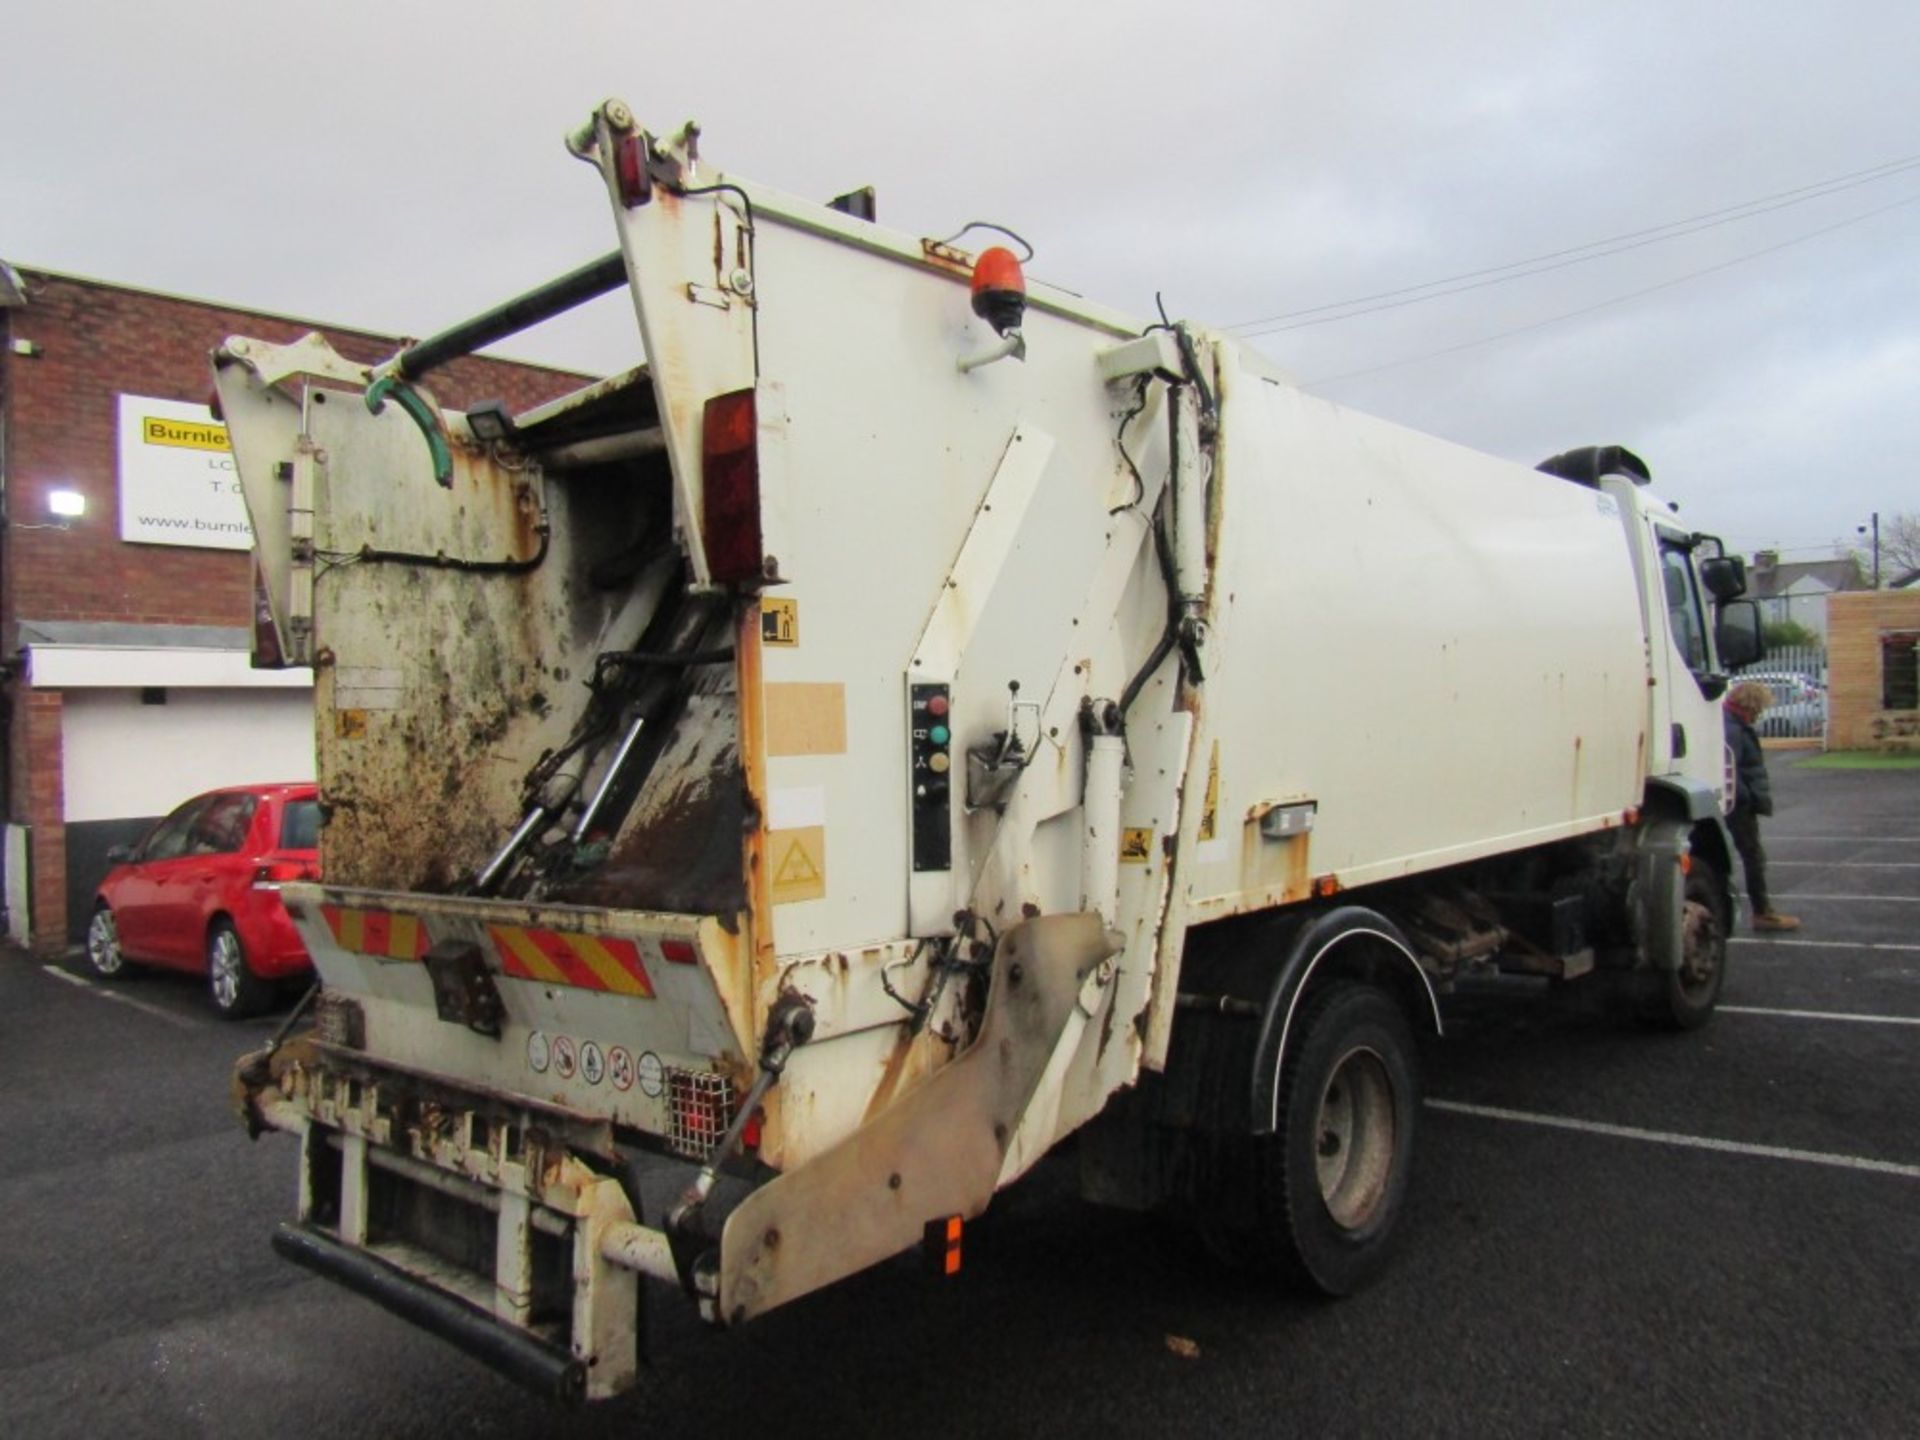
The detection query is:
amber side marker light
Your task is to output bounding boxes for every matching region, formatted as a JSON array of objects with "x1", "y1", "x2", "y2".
[{"x1": 924, "y1": 1215, "x2": 964, "y2": 1276}]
